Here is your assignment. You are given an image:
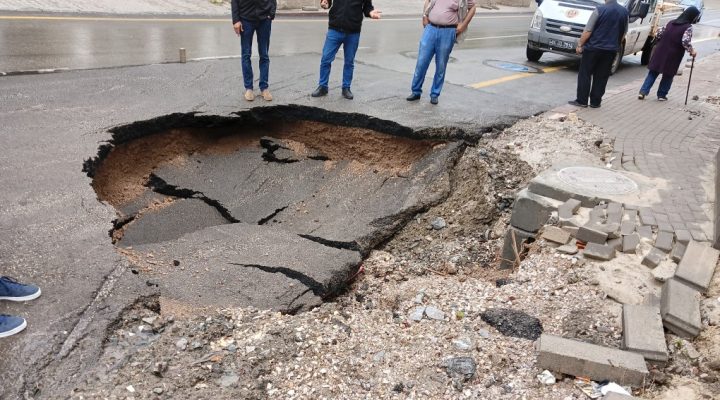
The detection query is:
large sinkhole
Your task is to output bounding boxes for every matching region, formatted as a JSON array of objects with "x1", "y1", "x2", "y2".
[{"x1": 83, "y1": 106, "x2": 467, "y2": 314}]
